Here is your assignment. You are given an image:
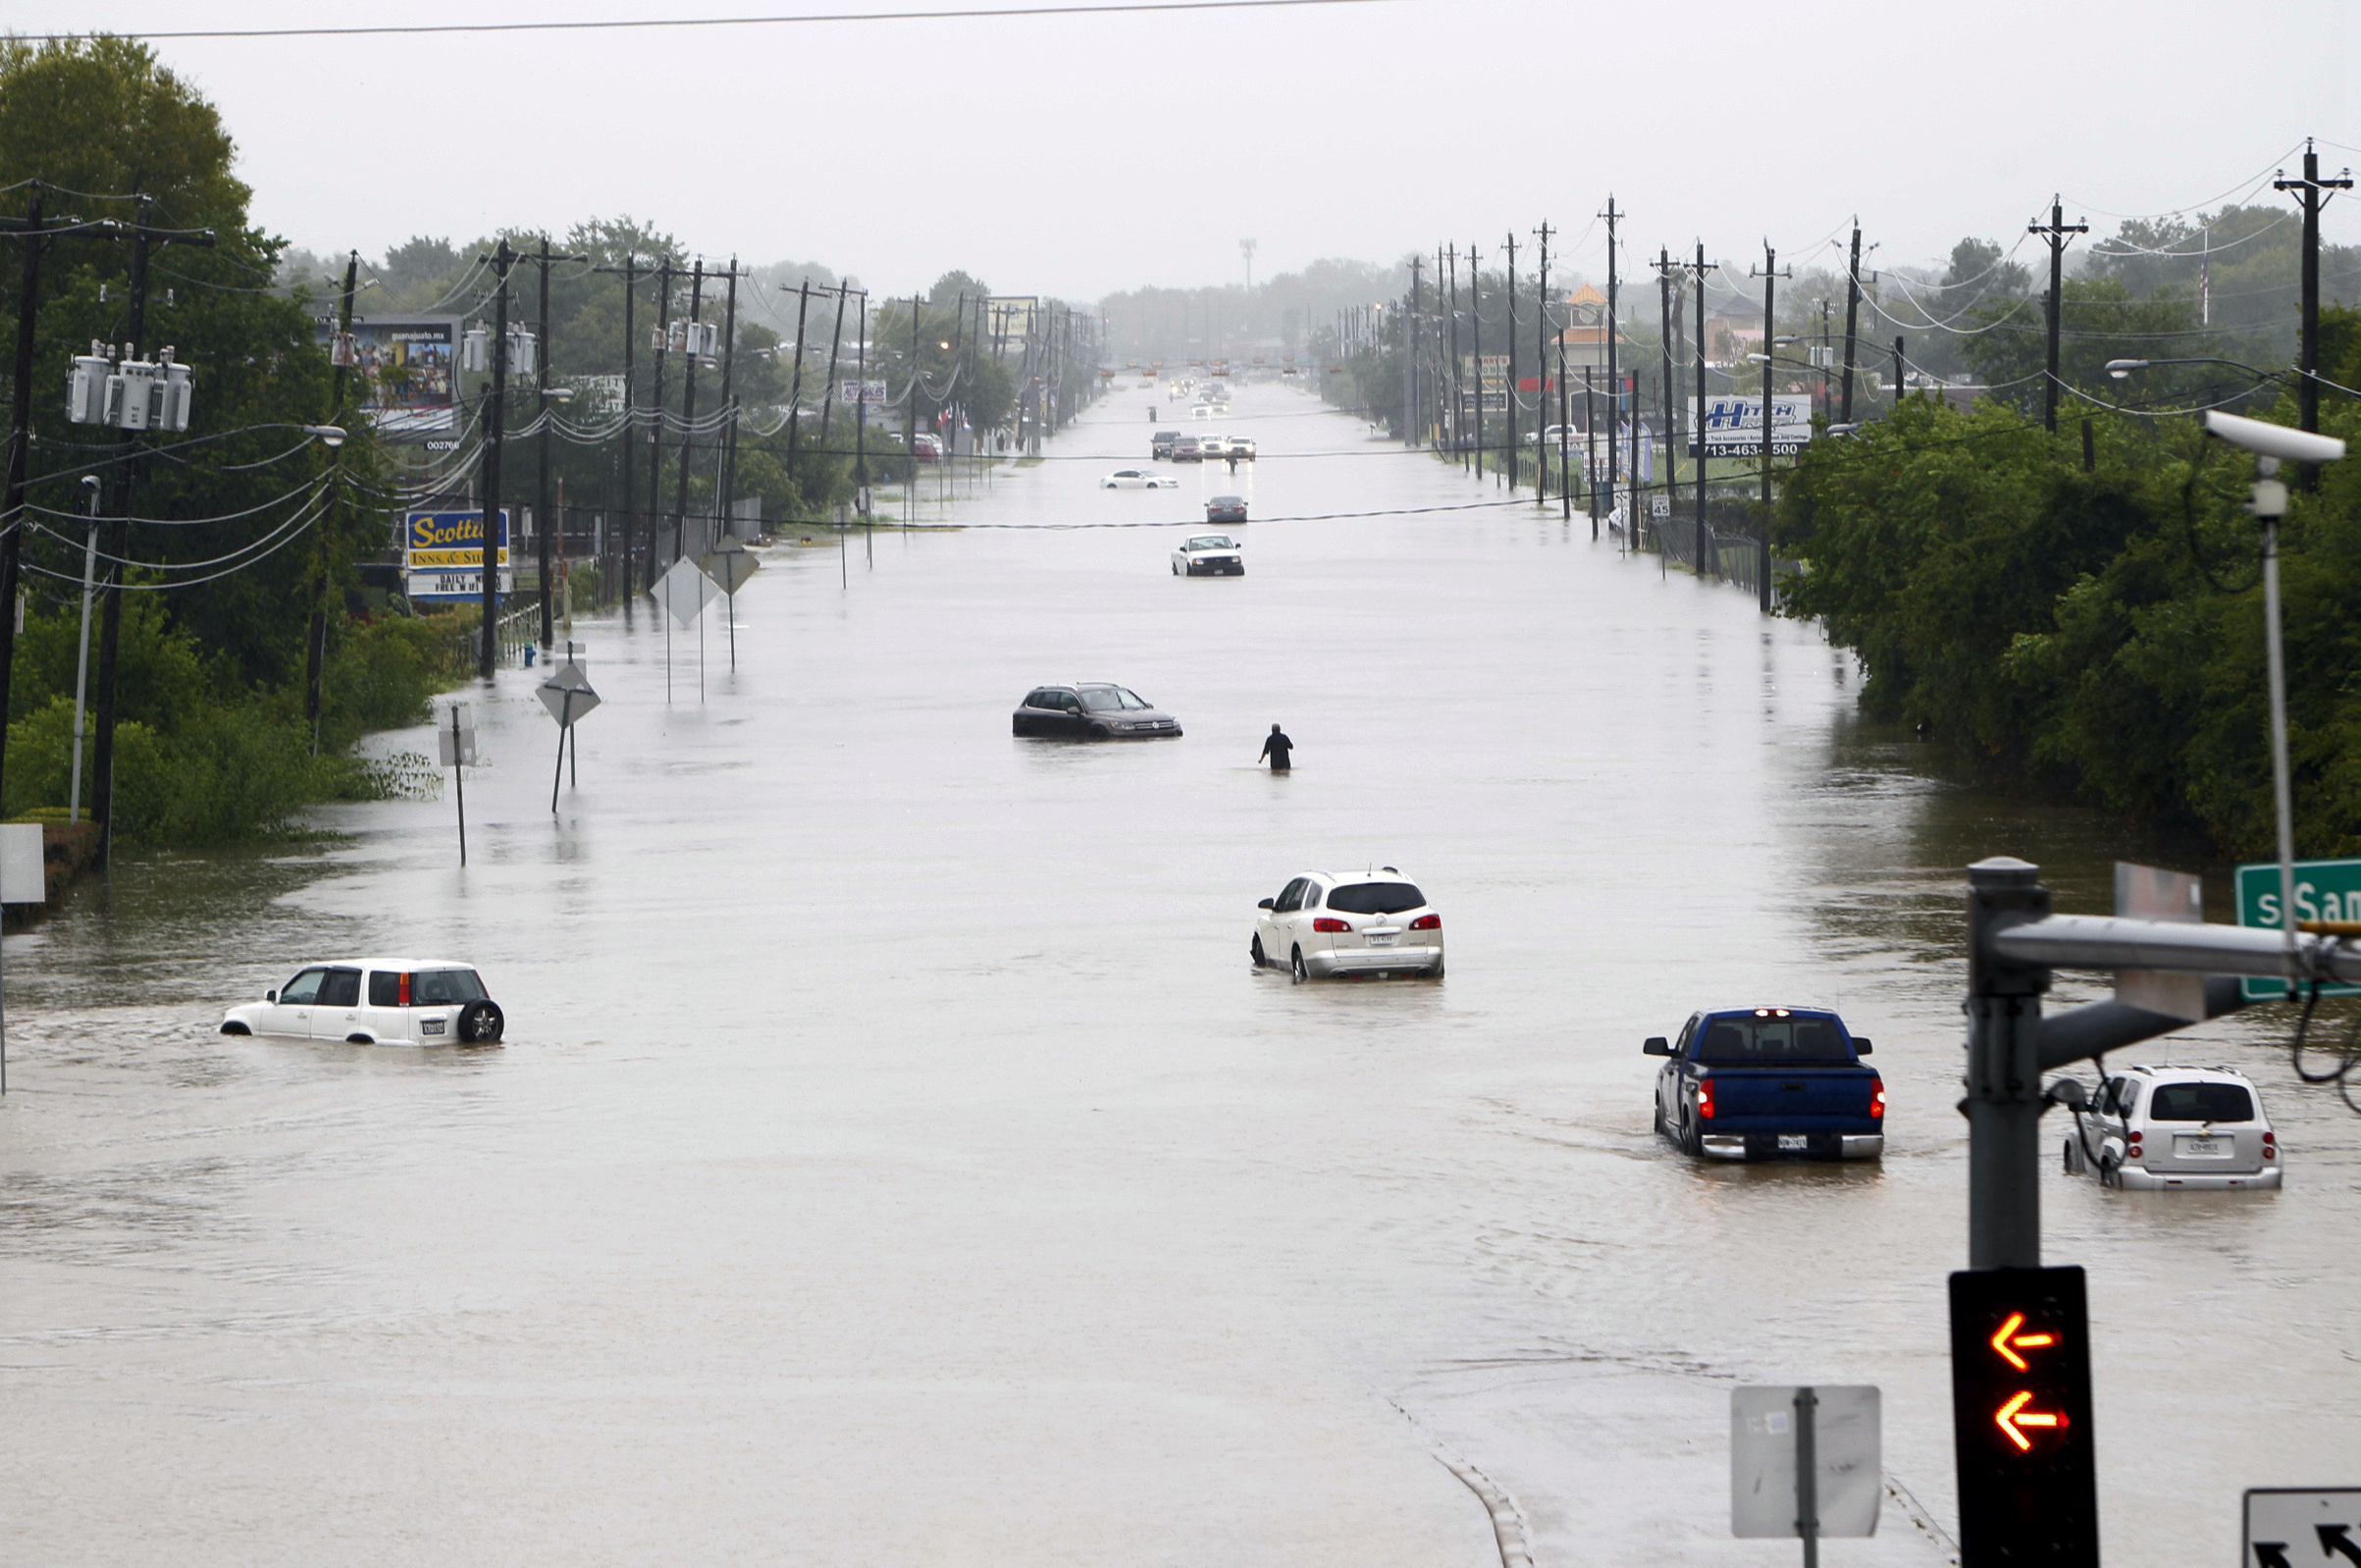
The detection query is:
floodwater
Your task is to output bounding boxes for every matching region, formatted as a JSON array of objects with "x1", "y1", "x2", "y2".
[{"x1": 2, "y1": 382, "x2": 2354, "y2": 1566}]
